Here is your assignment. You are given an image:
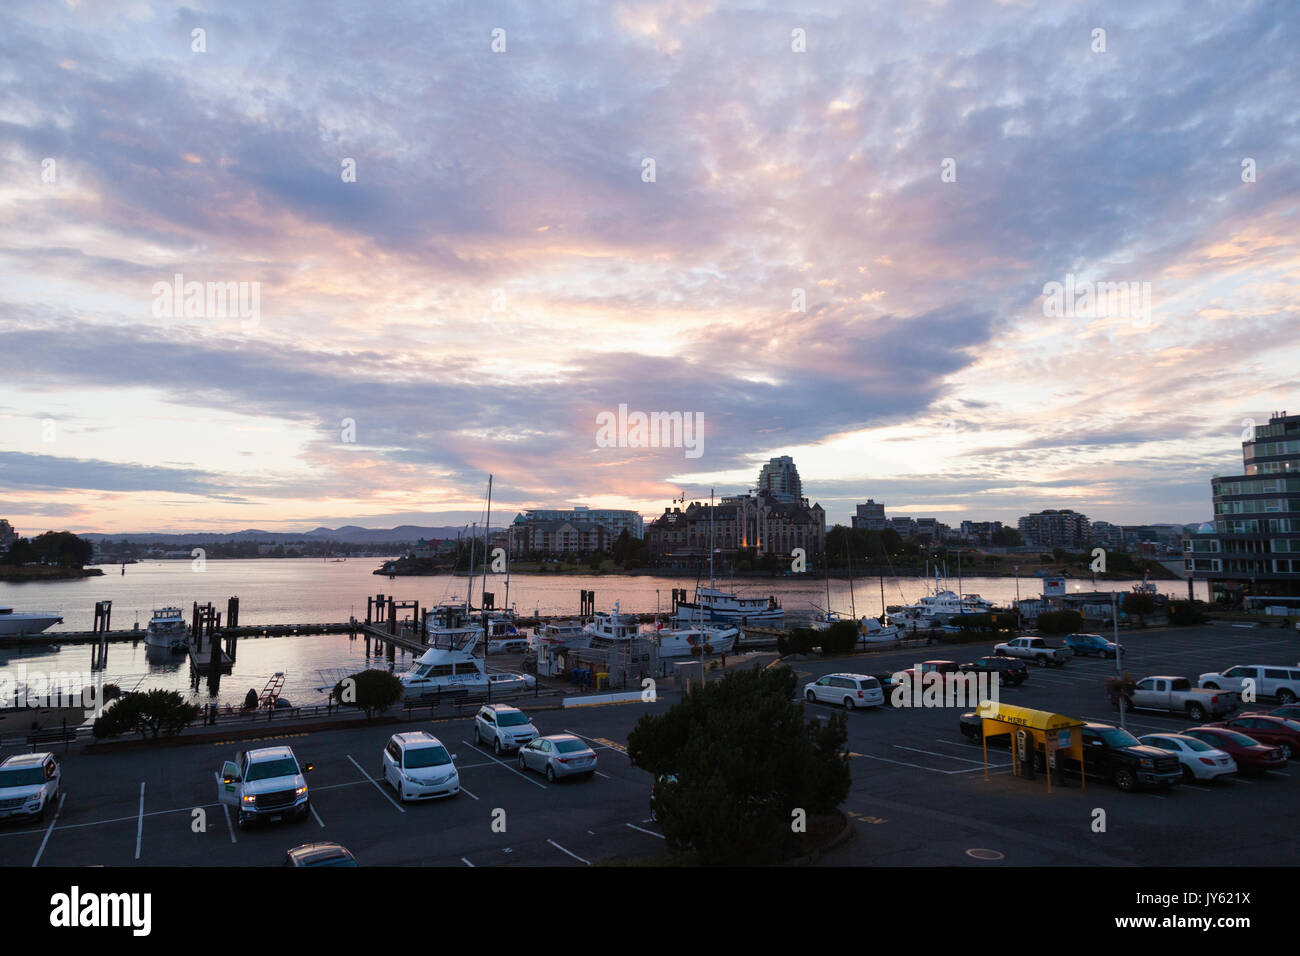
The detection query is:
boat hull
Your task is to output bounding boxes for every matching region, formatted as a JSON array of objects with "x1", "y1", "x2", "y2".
[{"x1": 0, "y1": 614, "x2": 63, "y2": 637}]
